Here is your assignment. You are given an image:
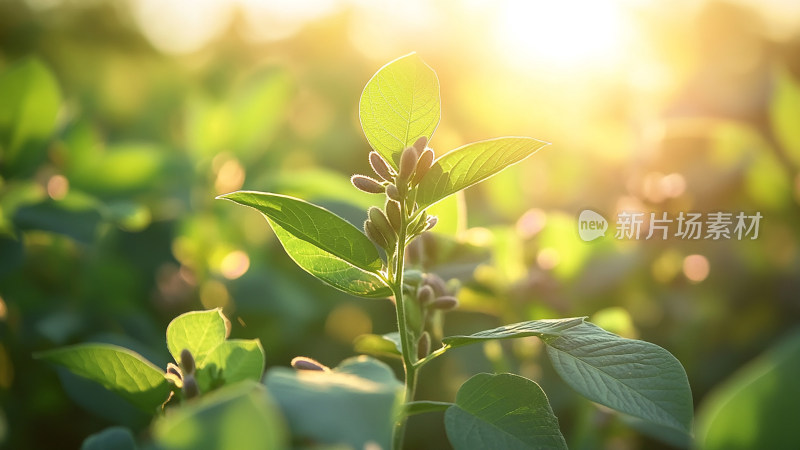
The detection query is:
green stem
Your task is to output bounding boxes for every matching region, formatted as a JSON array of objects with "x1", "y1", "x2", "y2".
[{"x1": 391, "y1": 199, "x2": 417, "y2": 450}]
